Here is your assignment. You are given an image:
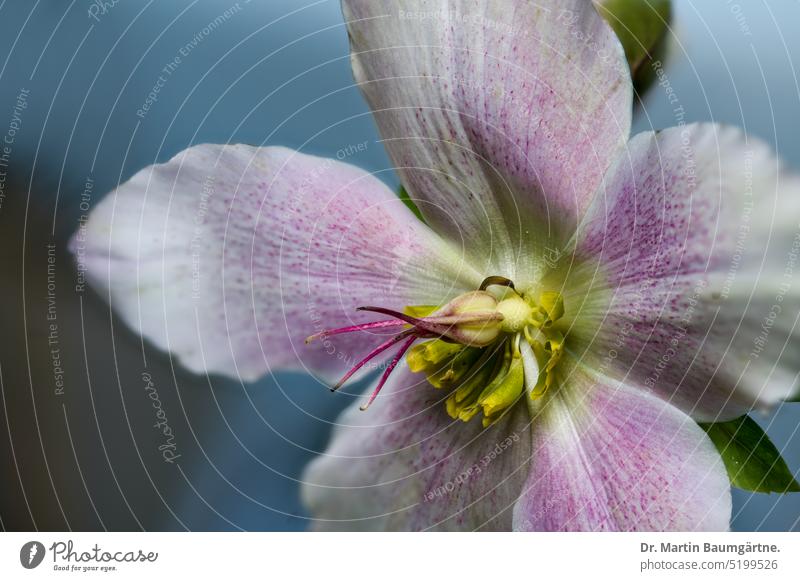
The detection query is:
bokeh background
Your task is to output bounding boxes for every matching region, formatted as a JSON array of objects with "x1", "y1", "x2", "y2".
[{"x1": 1, "y1": 0, "x2": 799, "y2": 531}]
